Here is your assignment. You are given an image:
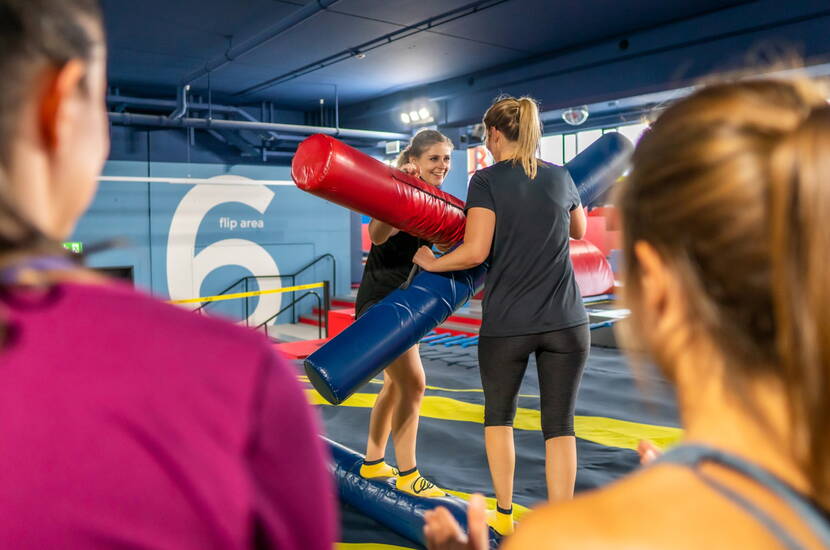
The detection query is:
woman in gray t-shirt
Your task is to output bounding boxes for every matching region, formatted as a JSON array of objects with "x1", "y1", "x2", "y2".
[{"x1": 413, "y1": 95, "x2": 589, "y2": 536}]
